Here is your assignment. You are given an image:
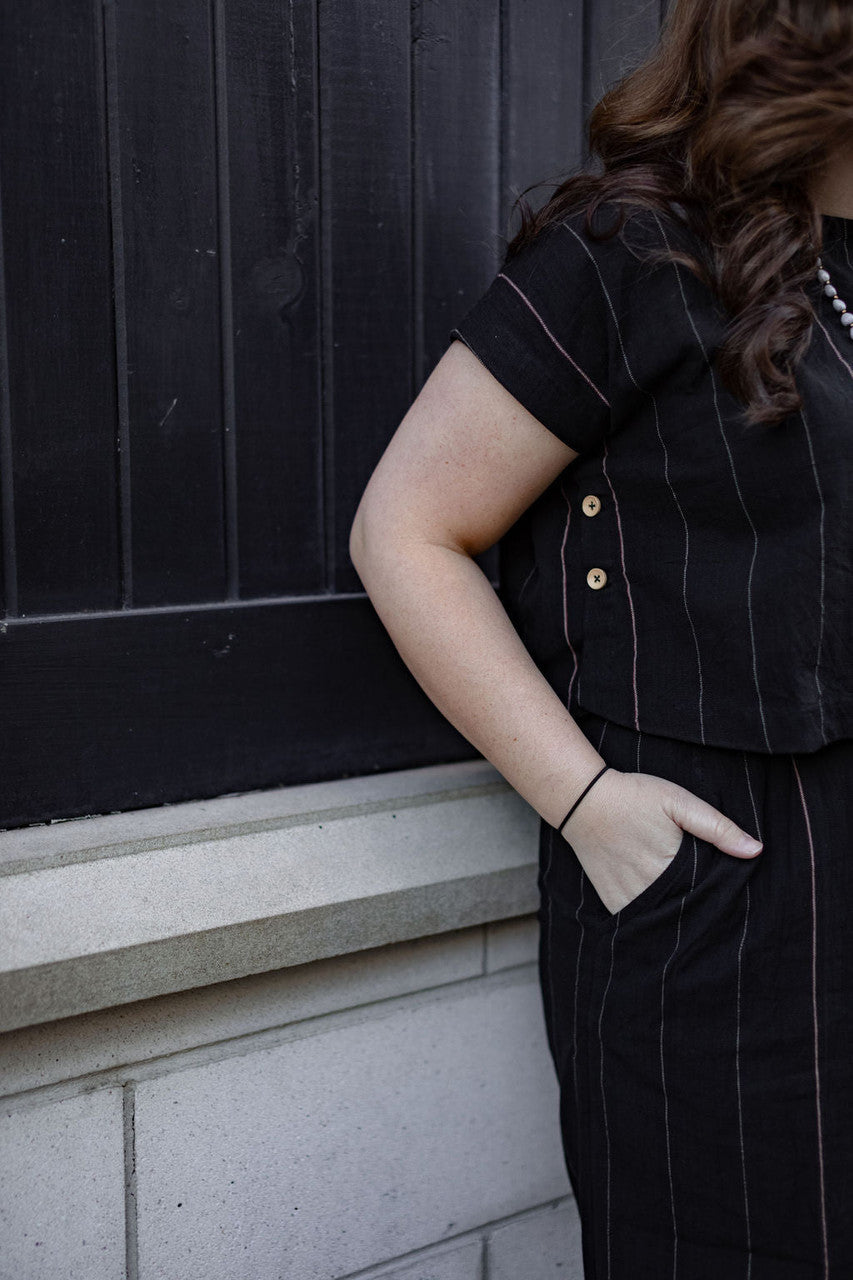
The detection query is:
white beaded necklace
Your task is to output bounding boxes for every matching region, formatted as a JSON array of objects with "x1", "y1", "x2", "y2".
[{"x1": 816, "y1": 255, "x2": 853, "y2": 340}]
